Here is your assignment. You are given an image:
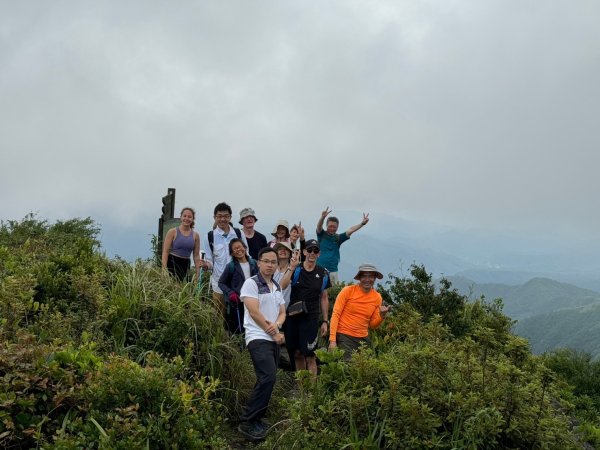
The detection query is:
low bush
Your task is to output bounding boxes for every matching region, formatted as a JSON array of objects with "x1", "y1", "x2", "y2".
[{"x1": 266, "y1": 303, "x2": 578, "y2": 449}]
